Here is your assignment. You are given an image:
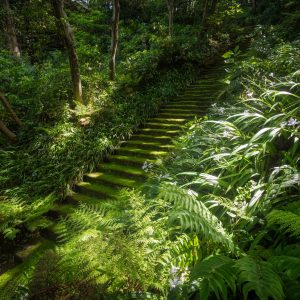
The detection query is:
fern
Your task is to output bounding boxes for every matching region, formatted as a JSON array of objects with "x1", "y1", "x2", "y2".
[
  {"x1": 267, "y1": 202, "x2": 300, "y2": 238},
  {"x1": 29, "y1": 189, "x2": 171, "y2": 298},
  {"x1": 189, "y1": 255, "x2": 236, "y2": 300},
  {"x1": 159, "y1": 183, "x2": 235, "y2": 252},
  {"x1": 235, "y1": 256, "x2": 284, "y2": 300}
]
